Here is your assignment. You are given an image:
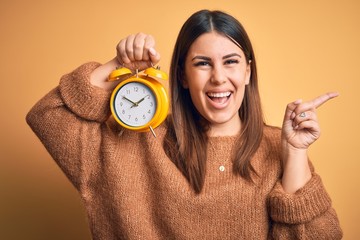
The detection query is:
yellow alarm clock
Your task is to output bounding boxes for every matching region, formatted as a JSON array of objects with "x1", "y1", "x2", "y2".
[{"x1": 108, "y1": 65, "x2": 169, "y2": 137}]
